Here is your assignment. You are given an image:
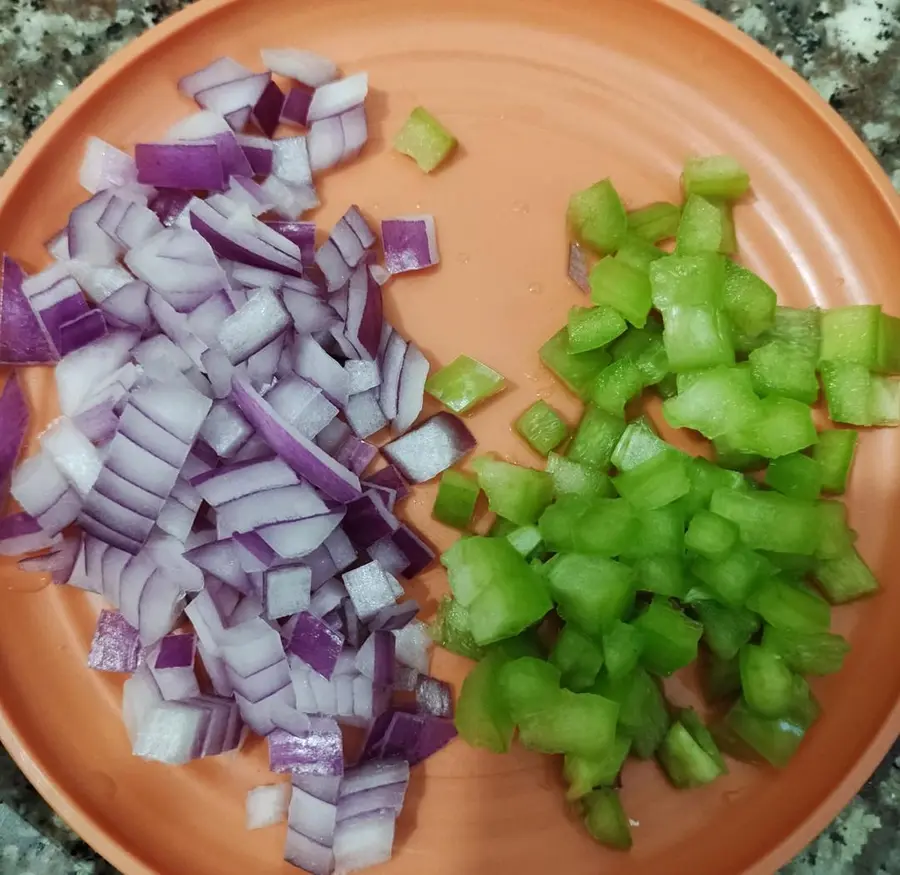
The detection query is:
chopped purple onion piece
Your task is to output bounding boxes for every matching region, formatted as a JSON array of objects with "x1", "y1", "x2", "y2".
[
  {"x1": 87, "y1": 609, "x2": 142, "y2": 673},
  {"x1": 381, "y1": 215, "x2": 439, "y2": 275},
  {"x1": 342, "y1": 561, "x2": 398, "y2": 623},
  {"x1": 289, "y1": 611, "x2": 344, "y2": 679},
  {"x1": 155, "y1": 632, "x2": 195, "y2": 669},
  {"x1": 415, "y1": 674, "x2": 453, "y2": 718},
  {"x1": 382, "y1": 412, "x2": 476, "y2": 483},
  {"x1": 268, "y1": 717, "x2": 344, "y2": 776}
]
